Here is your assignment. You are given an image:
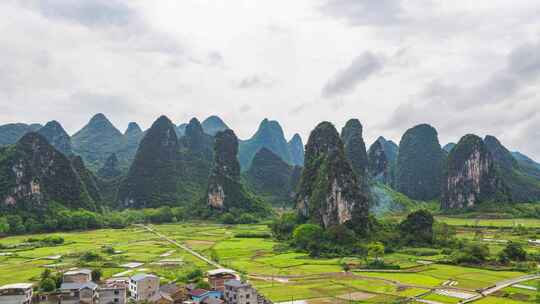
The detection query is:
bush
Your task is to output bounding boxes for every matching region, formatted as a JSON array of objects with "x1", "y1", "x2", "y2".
[
  {"x1": 80, "y1": 251, "x2": 101, "y2": 262},
  {"x1": 293, "y1": 224, "x2": 324, "y2": 251},
  {"x1": 40, "y1": 278, "x2": 56, "y2": 292}
]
